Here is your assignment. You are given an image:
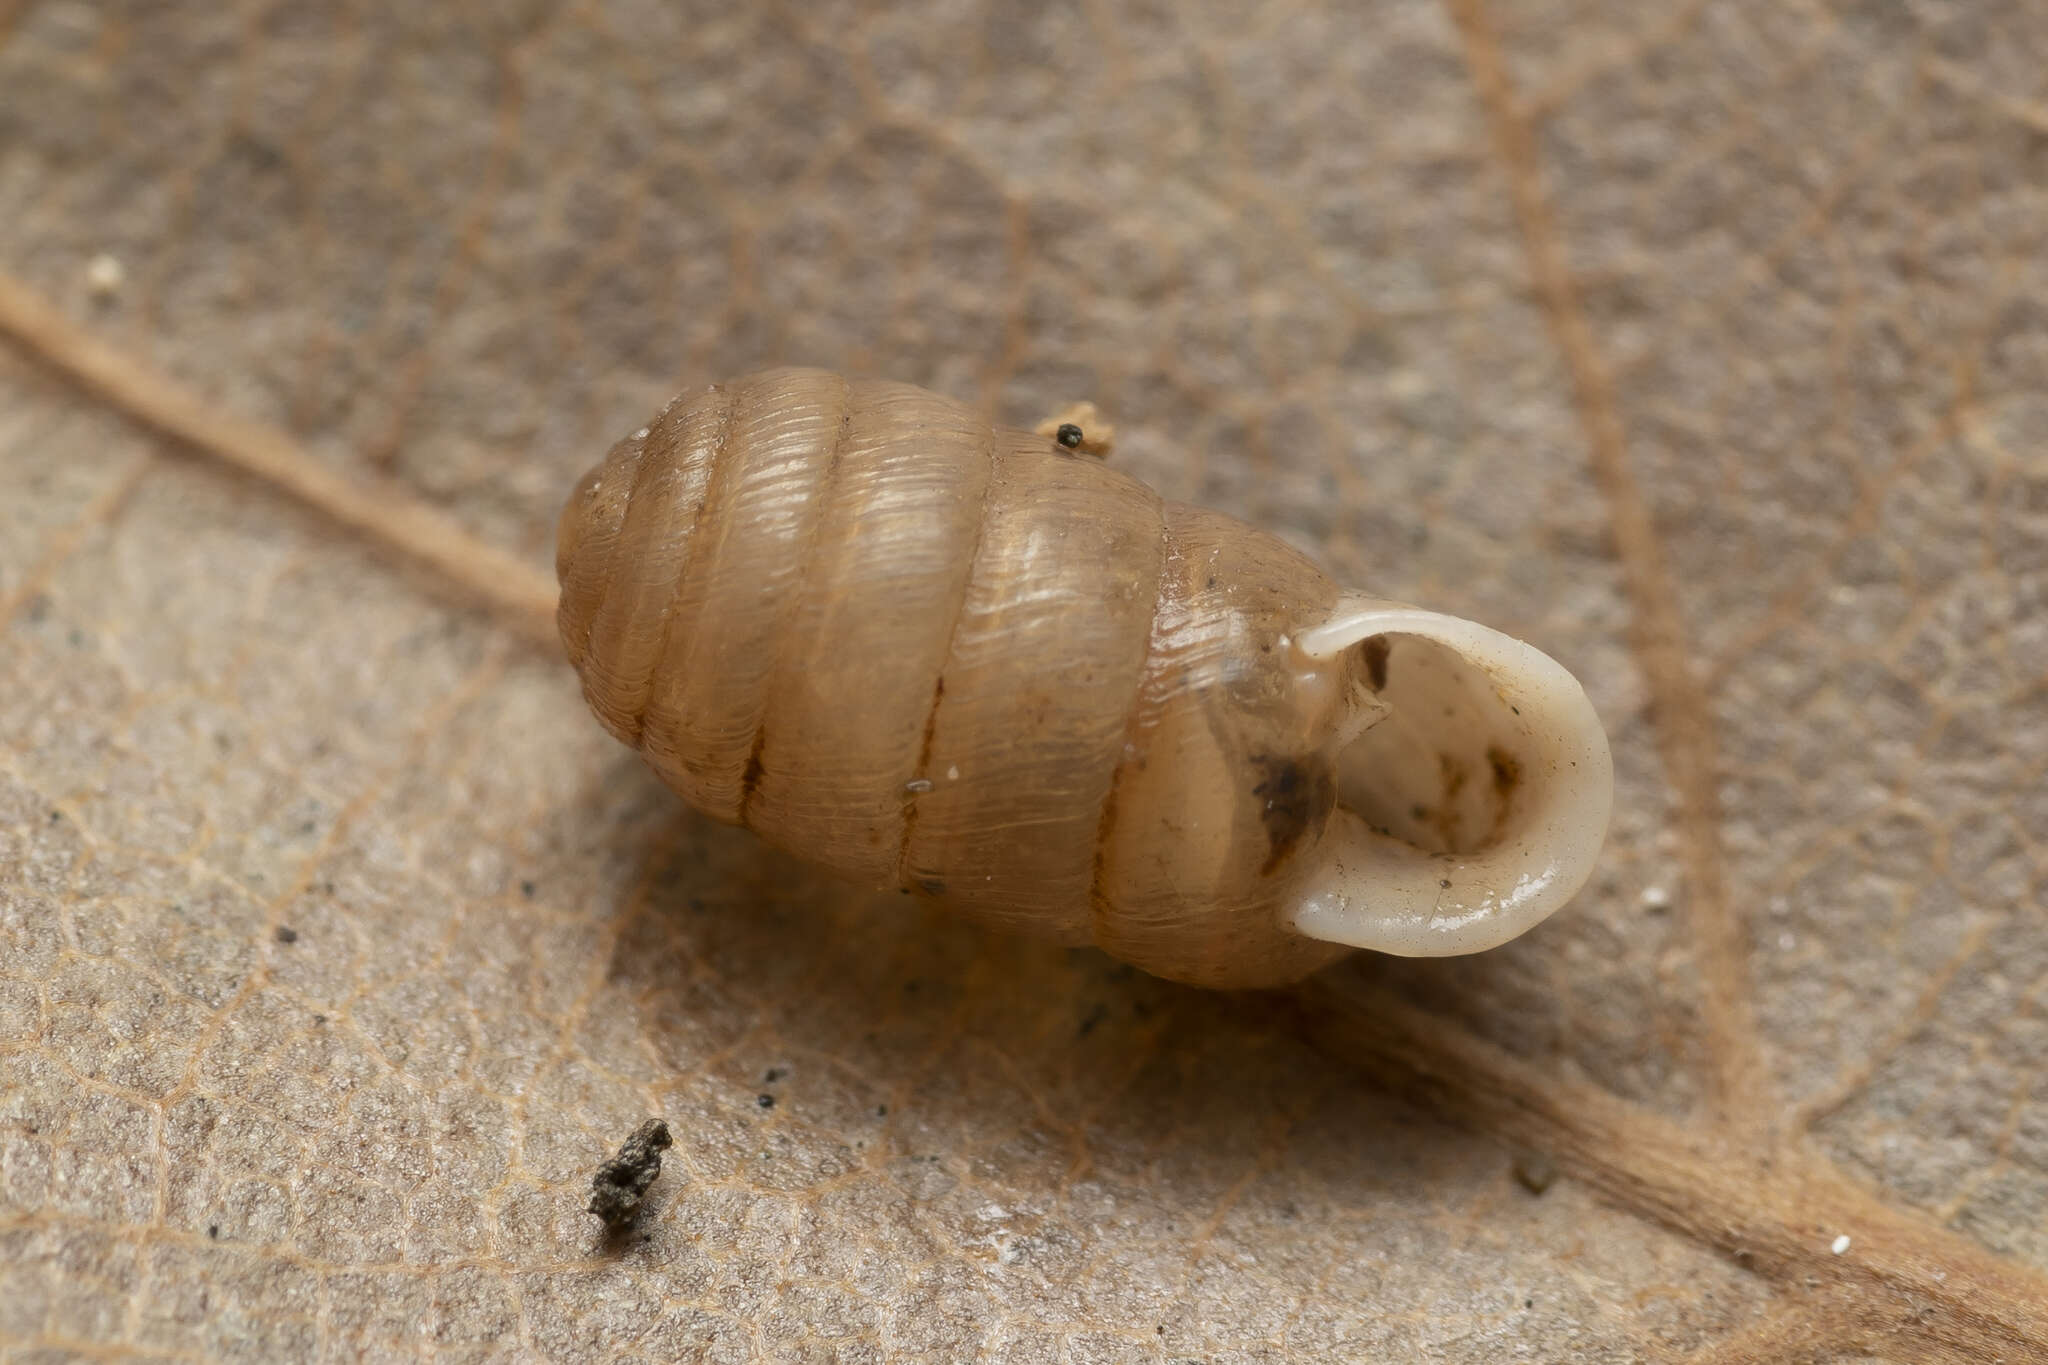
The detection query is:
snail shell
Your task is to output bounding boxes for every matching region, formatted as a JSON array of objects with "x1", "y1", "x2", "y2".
[{"x1": 556, "y1": 367, "x2": 1613, "y2": 989}]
